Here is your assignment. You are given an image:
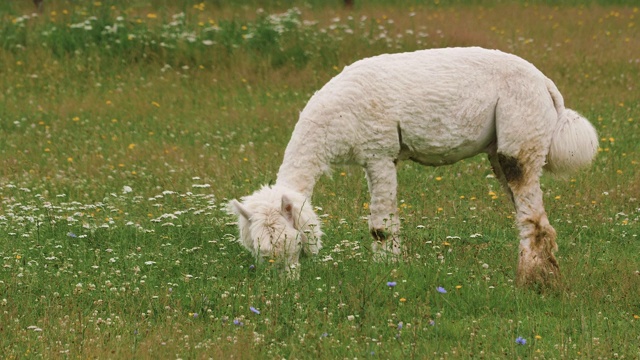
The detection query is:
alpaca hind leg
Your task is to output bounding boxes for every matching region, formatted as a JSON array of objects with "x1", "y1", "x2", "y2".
[
  {"x1": 365, "y1": 159, "x2": 401, "y2": 260},
  {"x1": 498, "y1": 153, "x2": 560, "y2": 286},
  {"x1": 487, "y1": 147, "x2": 514, "y2": 205}
]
